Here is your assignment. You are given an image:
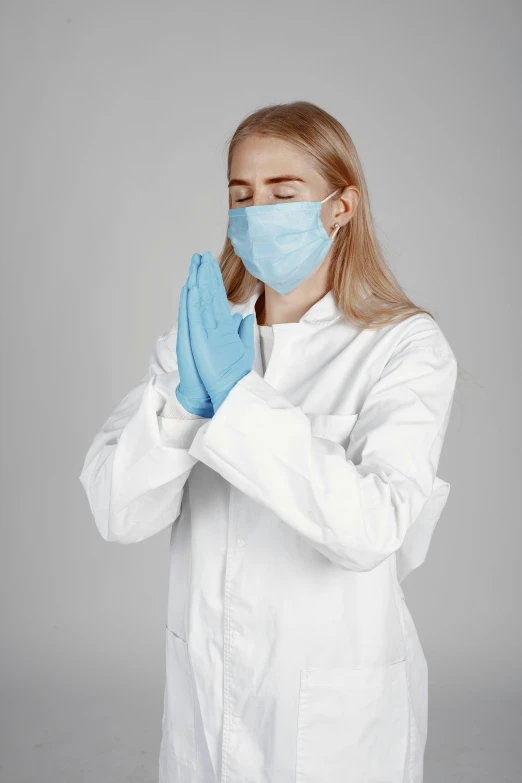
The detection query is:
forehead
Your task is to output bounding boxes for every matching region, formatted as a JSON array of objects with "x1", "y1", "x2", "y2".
[{"x1": 229, "y1": 135, "x2": 316, "y2": 179}]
